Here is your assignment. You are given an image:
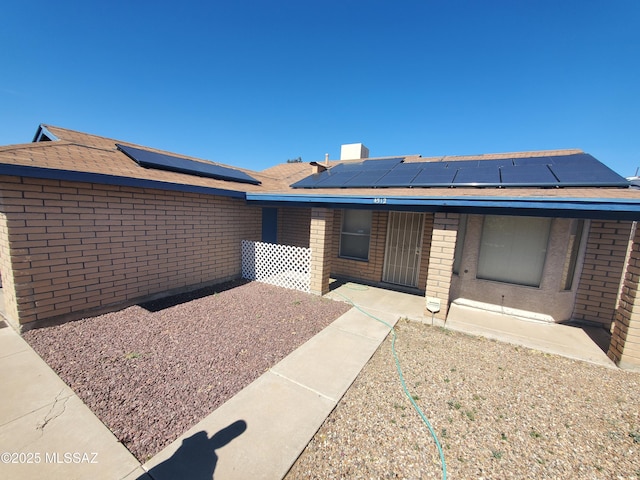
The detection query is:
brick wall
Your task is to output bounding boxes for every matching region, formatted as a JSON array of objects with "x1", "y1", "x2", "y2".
[
  {"x1": 328, "y1": 210, "x2": 433, "y2": 292},
  {"x1": 424, "y1": 212, "x2": 459, "y2": 320},
  {"x1": 330, "y1": 210, "x2": 388, "y2": 285},
  {"x1": 572, "y1": 220, "x2": 632, "y2": 328},
  {"x1": 0, "y1": 212, "x2": 19, "y2": 321},
  {"x1": 417, "y1": 214, "x2": 433, "y2": 292},
  {"x1": 608, "y1": 224, "x2": 640, "y2": 370},
  {"x1": 0, "y1": 176, "x2": 261, "y2": 327},
  {"x1": 309, "y1": 208, "x2": 333, "y2": 295},
  {"x1": 278, "y1": 207, "x2": 311, "y2": 248}
]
